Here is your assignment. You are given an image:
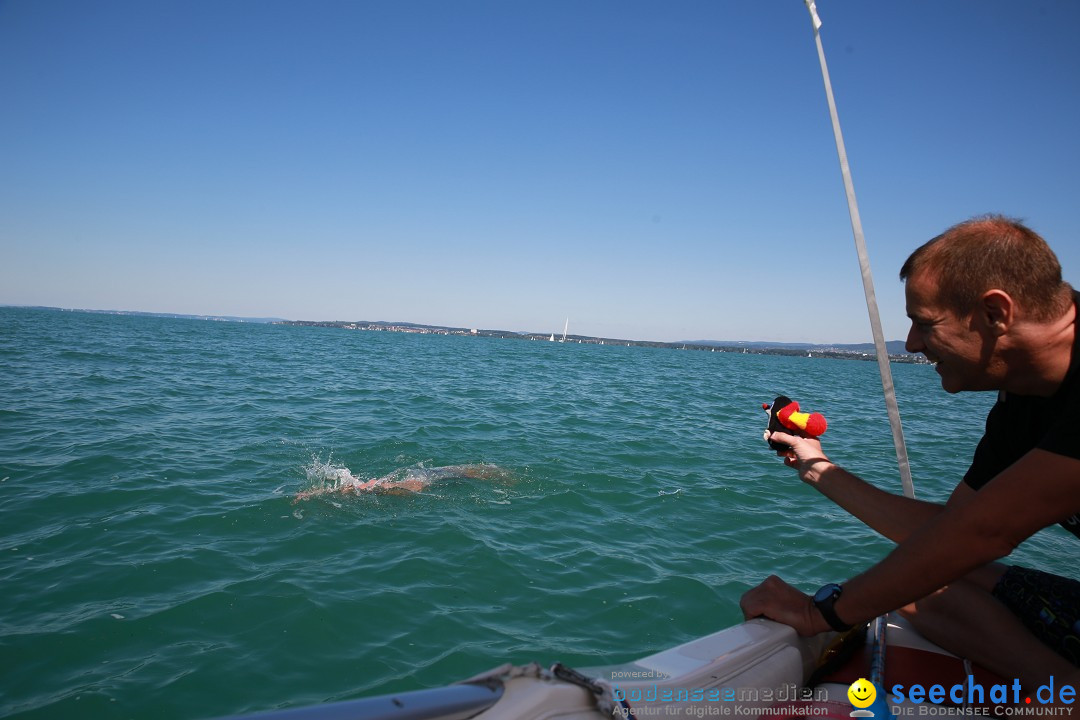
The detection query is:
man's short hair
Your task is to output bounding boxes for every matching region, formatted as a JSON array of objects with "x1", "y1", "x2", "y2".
[{"x1": 899, "y1": 215, "x2": 1072, "y2": 322}]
